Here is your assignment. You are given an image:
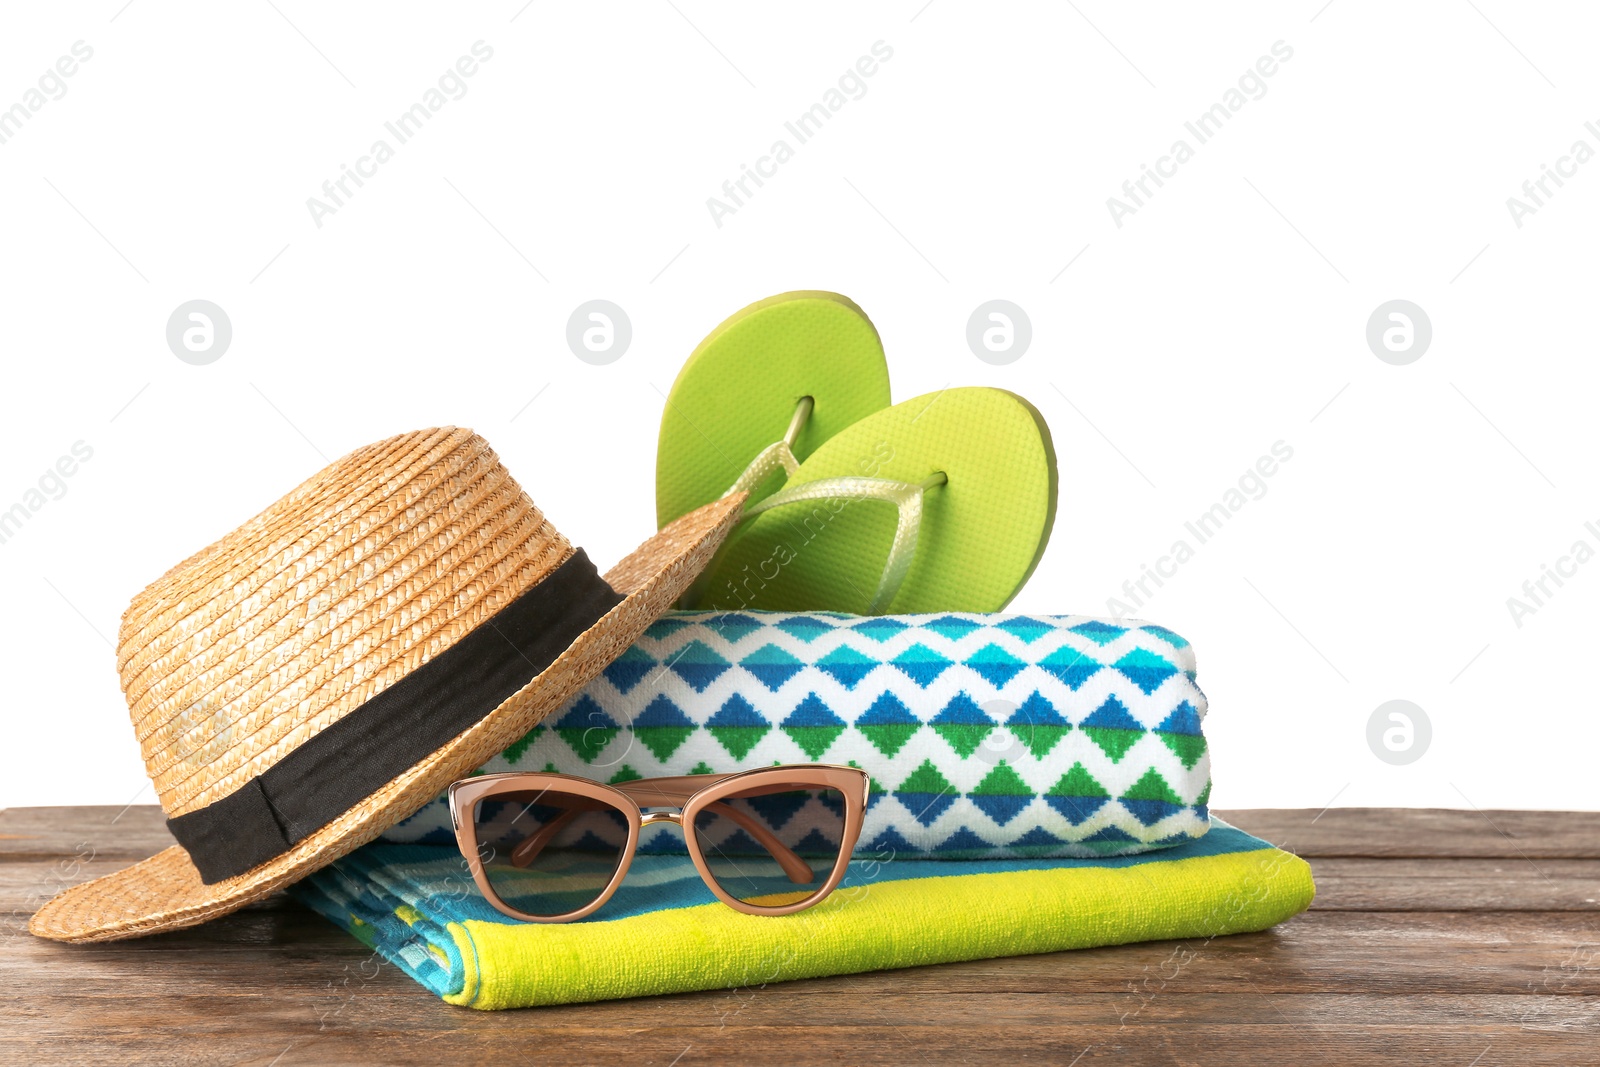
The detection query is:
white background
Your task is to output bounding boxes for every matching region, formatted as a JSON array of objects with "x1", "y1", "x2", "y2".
[{"x1": 1, "y1": 2, "x2": 1595, "y2": 813}]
